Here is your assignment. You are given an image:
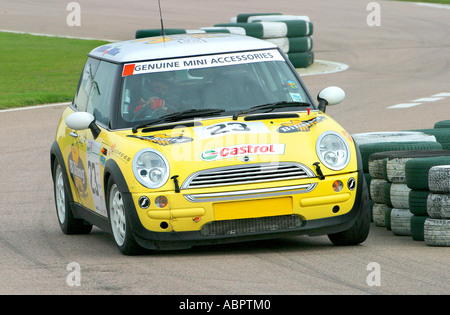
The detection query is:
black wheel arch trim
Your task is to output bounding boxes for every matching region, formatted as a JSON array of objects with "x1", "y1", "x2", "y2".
[{"x1": 50, "y1": 141, "x2": 74, "y2": 204}]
